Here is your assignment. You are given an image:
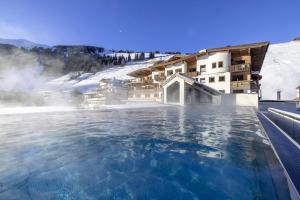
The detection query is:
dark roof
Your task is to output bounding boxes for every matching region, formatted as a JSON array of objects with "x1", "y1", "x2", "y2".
[{"x1": 128, "y1": 41, "x2": 270, "y2": 77}]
